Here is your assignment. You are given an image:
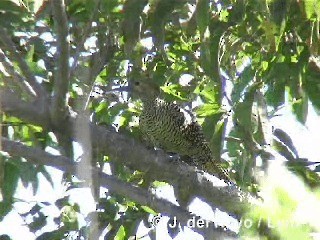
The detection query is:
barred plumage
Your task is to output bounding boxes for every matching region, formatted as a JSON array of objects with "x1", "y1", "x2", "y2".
[{"x1": 131, "y1": 79, "x2": 230, "y2": 182}]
